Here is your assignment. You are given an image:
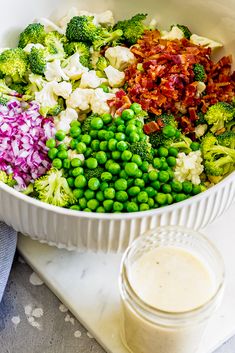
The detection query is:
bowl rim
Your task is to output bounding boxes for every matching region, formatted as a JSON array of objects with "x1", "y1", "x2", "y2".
[{"x1": 0, "y1": 171, "x2": 234, "y2": 220}]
